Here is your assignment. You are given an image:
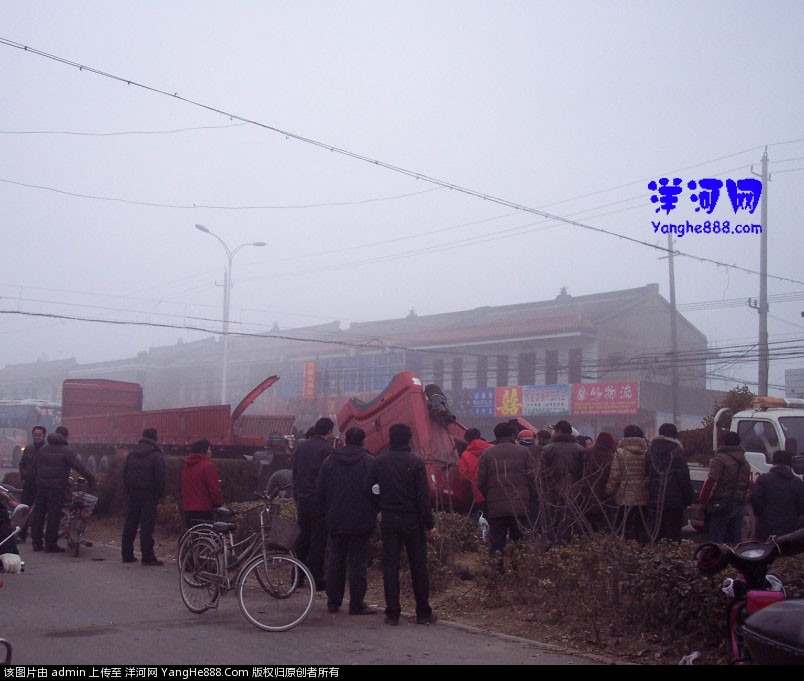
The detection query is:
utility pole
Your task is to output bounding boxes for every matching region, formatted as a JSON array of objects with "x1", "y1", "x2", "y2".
[
  {"x1": 667, "y1": 234, "x2": 680, "y2": 426},
  {"x1": 749, "y1": 149, "x2": 770, "y2": 395},
  {"x1": 195, "y1": 224, "x2": 266, "y2": 405}
]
